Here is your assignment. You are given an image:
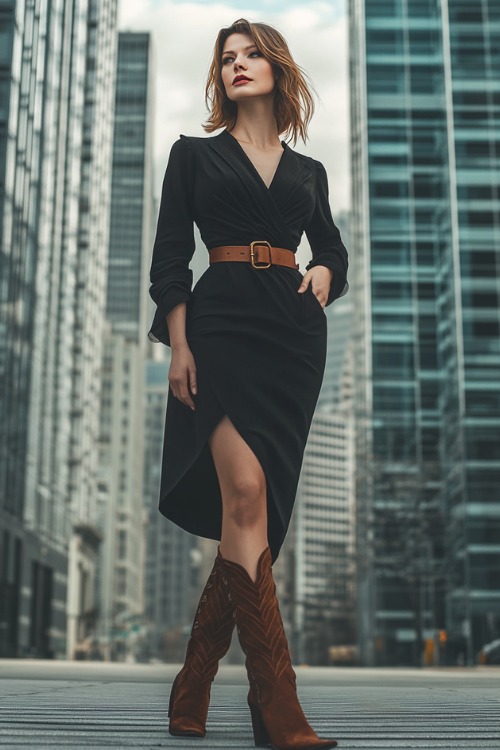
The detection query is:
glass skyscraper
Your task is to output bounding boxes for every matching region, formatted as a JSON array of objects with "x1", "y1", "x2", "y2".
[
  {"x1": 350, "y1": 0, "x2": 499, "y2": 665},
  {"x1": 106, "y1": 32, "x2": 154, "y2": 343},
  {"x1": 96, "y1": 32, "x2": 154, "y2": 656},
  {"x1": 0, "y1": 0, "x2": 118, "y2": 658}
]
